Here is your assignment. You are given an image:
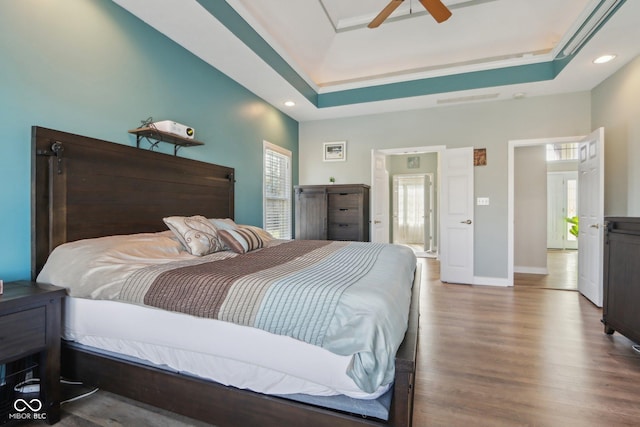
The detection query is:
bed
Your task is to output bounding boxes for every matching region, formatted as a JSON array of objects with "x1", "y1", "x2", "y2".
[{"x1": 31, "y1": 126, "x2": 420, "y2": 427}]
